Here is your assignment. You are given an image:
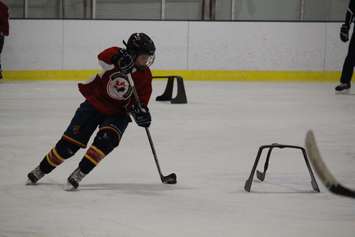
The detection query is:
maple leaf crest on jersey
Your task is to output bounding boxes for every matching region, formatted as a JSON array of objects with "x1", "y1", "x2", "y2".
[{"x1": 106, "y1": 72, "x2": 132, "y2": 101}]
